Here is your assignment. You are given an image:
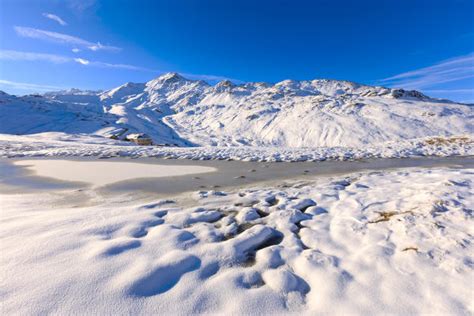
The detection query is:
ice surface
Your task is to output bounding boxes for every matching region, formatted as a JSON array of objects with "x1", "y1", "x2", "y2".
[{"x1": 13, "y1": 159, "x2": 216, "y2": 186}]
